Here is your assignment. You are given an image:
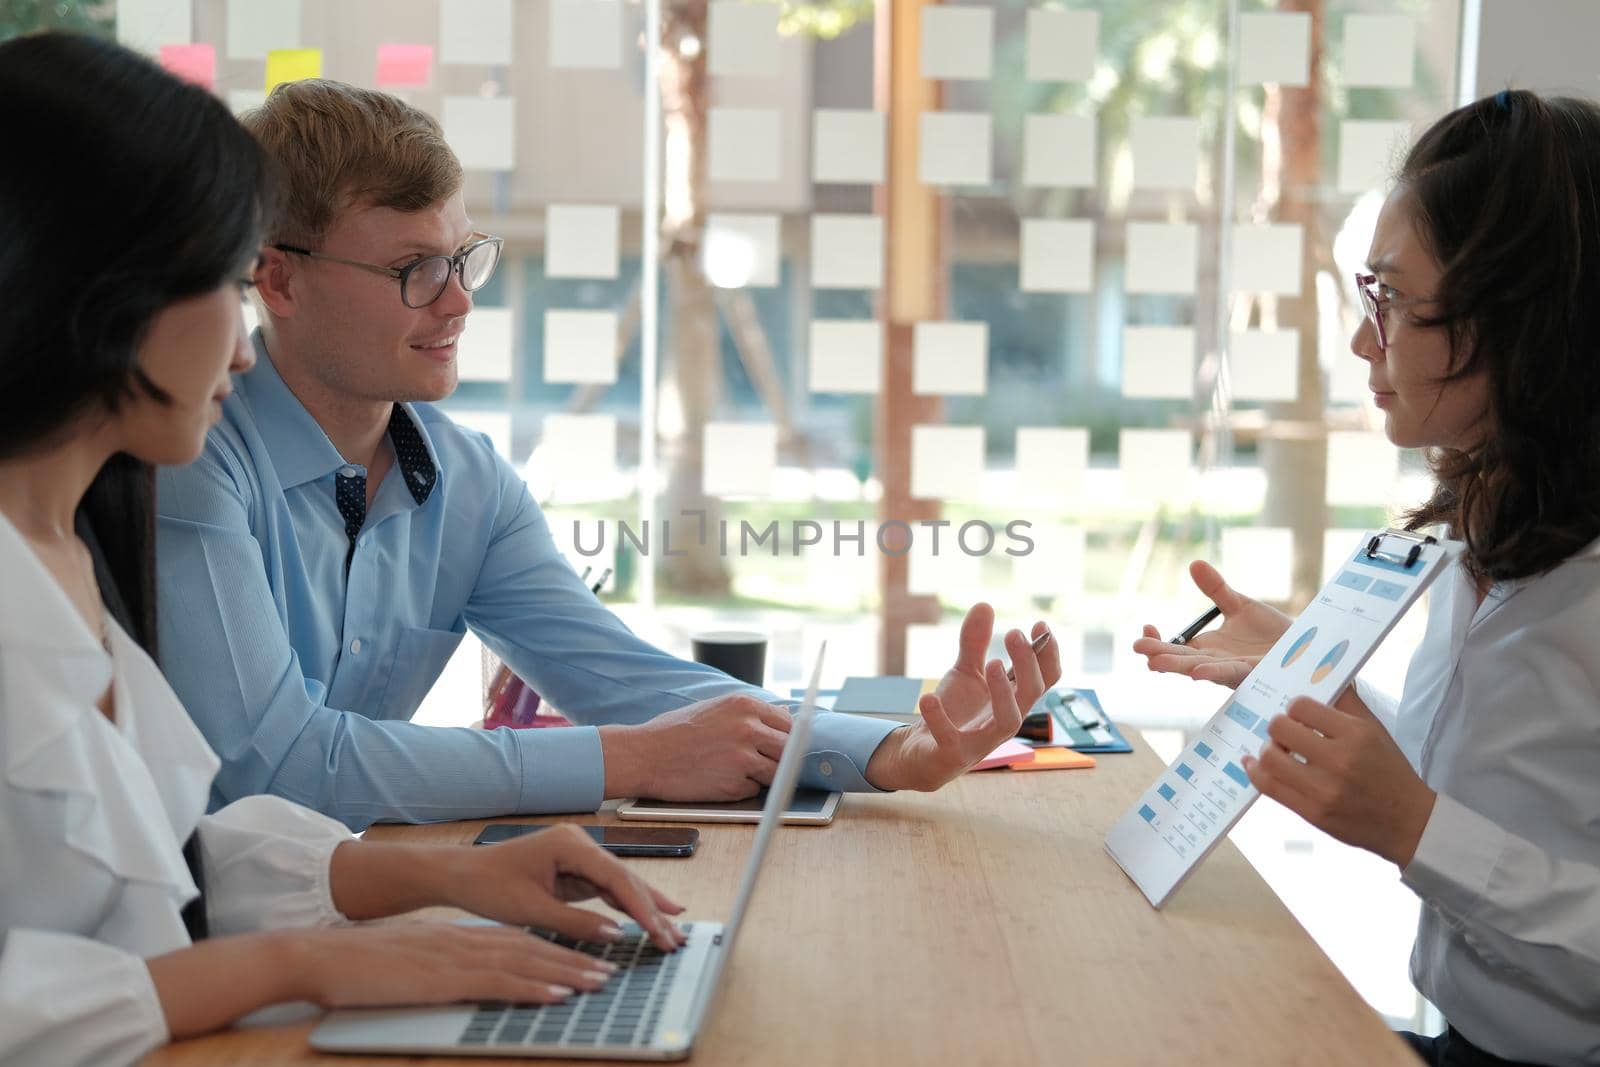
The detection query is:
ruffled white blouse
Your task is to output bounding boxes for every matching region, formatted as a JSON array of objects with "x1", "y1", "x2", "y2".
[{"x1": 0, "y1": 512, "x2": 352, "y2": 1067}]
